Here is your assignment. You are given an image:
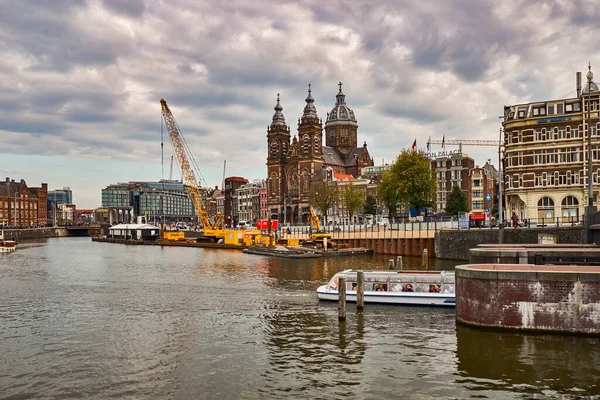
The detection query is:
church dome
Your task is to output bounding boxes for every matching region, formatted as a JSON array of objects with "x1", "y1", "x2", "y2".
[
  {"x1": 582, "y1": 82, "x2": 599, "y2": 94},
  {"x1": 583, "y1": 64, "x2": 599, "y2": 94},
  {"x1": 325, "y1": 82, "x2": 357, "y2": 127}
]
